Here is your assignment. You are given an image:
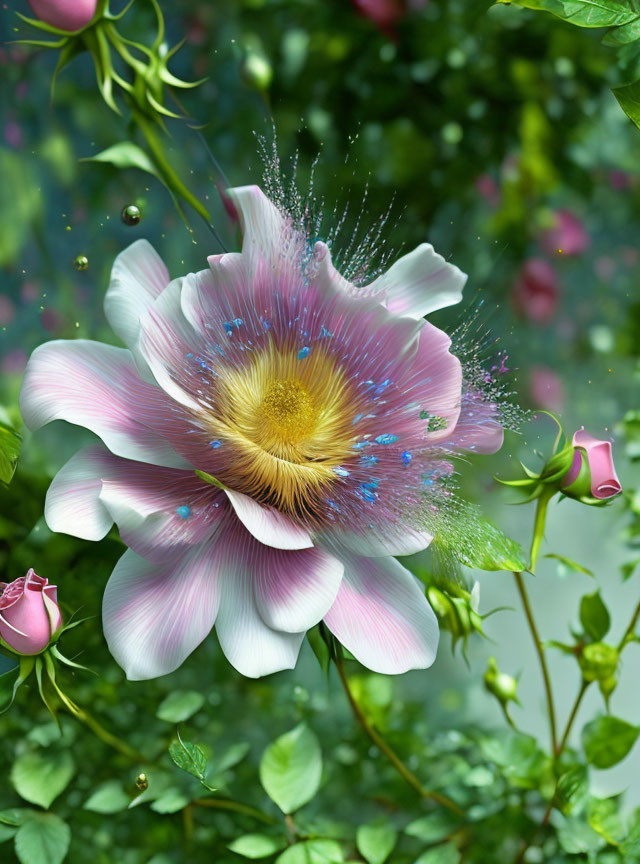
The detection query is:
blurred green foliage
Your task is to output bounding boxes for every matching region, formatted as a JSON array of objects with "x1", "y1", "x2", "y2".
[{"x1": 1, "y1": 0, "x2": 640, "y2": 862}]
